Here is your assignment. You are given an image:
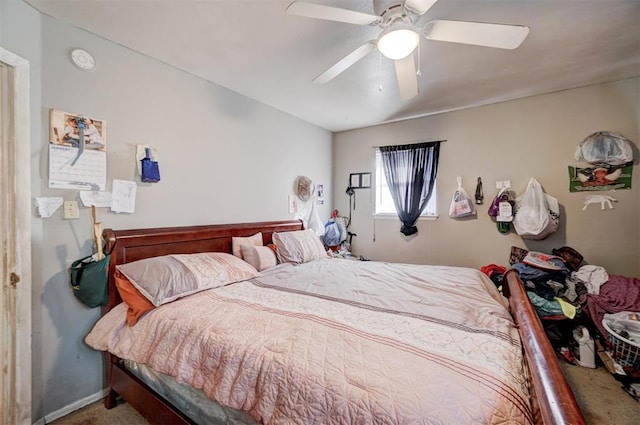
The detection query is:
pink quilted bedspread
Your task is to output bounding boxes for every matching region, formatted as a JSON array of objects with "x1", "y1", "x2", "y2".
[{"x1": 86, "y1": 259, "x2": 533, "y2": 424}]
